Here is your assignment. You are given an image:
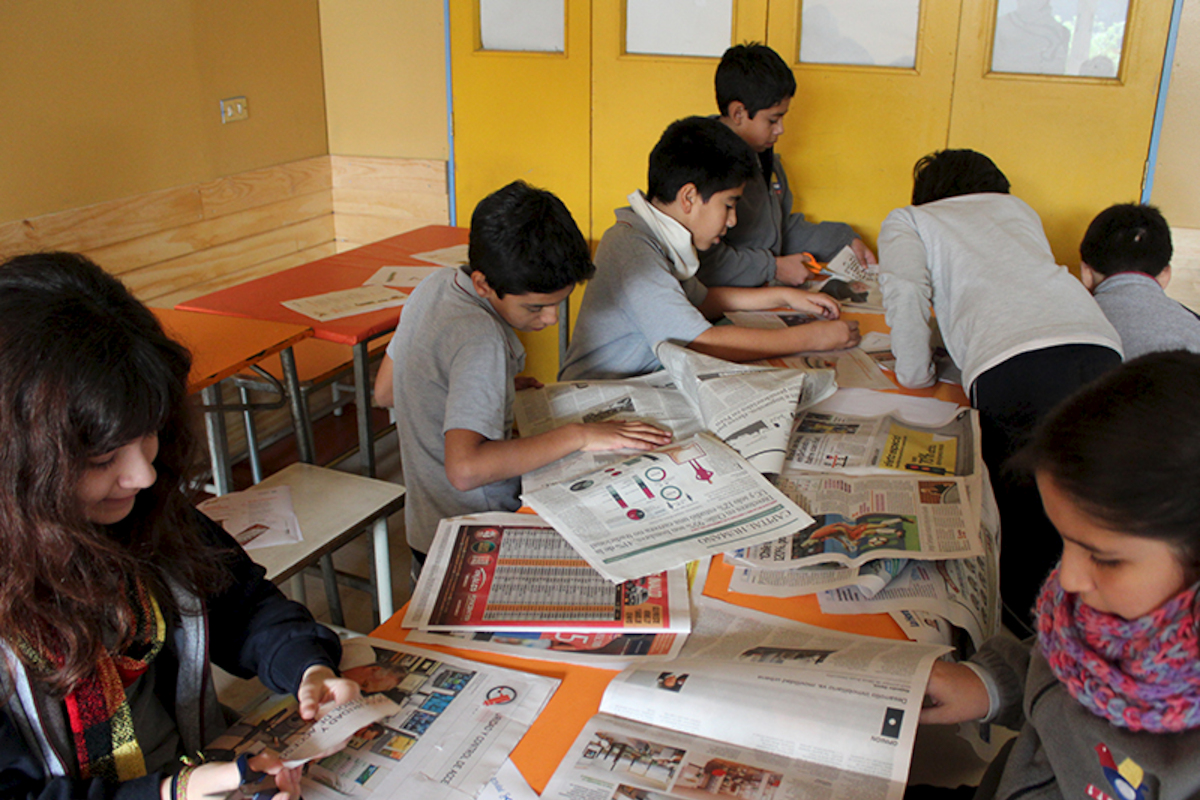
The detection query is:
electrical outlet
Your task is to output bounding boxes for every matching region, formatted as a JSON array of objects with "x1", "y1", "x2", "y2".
[{"x1": 220, "y1": 96, "x2": 249, "y2": 124}]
